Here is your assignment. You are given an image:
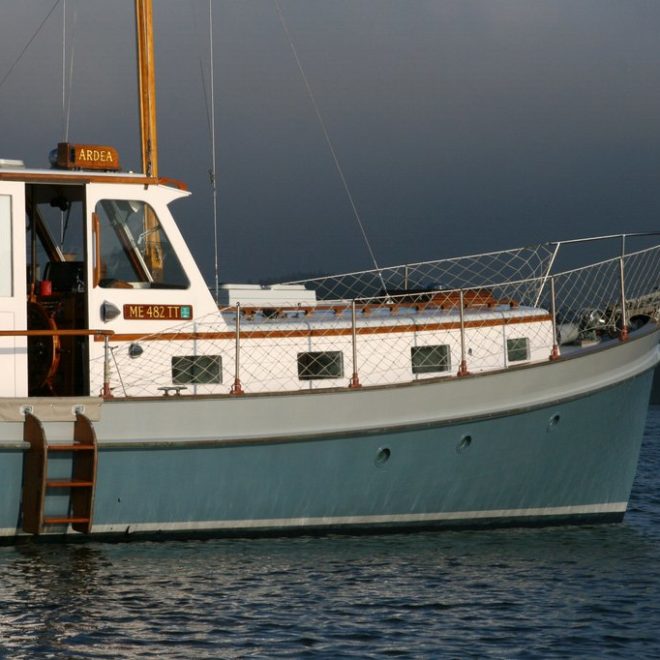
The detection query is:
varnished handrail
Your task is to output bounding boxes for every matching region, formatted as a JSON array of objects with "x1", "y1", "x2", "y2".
[
  {"x1": 92, "y1": 212, "x2": 101, "y2": 288},
  {"x1": 0, "y1": 329, "x2": 114, "y2": 337}
]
